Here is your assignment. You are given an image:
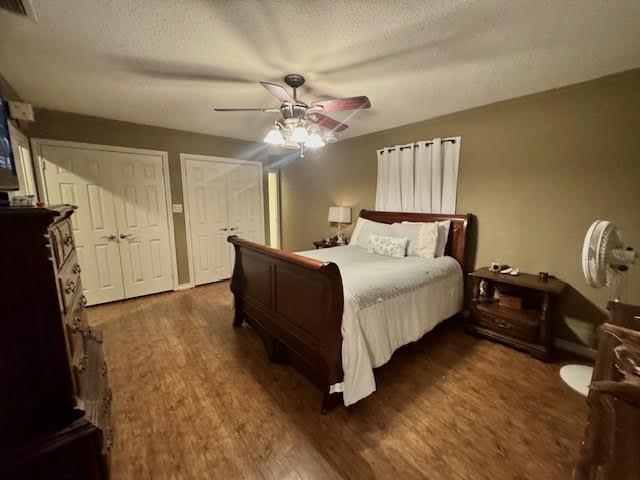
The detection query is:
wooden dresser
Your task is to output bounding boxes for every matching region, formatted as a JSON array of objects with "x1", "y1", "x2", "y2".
[
  {"x1": 0, "y1": 206, "x2": 111, "y2": 479},
  {"x1": 575, "y1": 302, "x2": 640, "y2": 479}
]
